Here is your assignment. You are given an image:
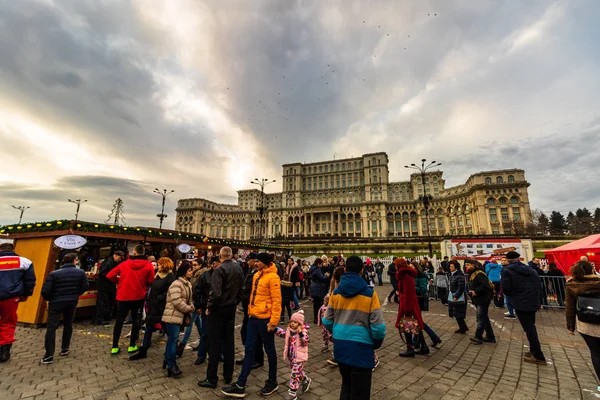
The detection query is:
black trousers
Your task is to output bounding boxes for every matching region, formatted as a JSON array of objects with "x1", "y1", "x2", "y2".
[
  {"x1": 455, "y1": 317, "x2": 468, "y2": 332},
  {"x1": 515, "y1": 310, "x2": 545, "y2": 360},
  {"x1": 313, "y1": 296, "x2": 324, "y2": 324},
  {"x1": 492, "y1": 282, "x2": 504, "y2": 307},
  {"x1": 241, "y1": 304, "x2": 264, "y2": 364},
  {"x1": 581, "y1": 333, "x2": 600, "y2": 380},
  {"x1": 206, "y1": 305, "x2": 236, "y2": 383},
  {"x1": 112, "y1": 299, "x2": 144, "y2": 348},
  {"x1": 338, "y1": 362, "x2": 372, "y2": 400},
  {"x1": 437, "y1": 287, "x2": 448, "y2": 305},
  {"x1": 95, "y1": 289, "x2": 114, "y2": 323},
  {"x1": 44, "y1": 302, "x2": 77, "y2": 357}
]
